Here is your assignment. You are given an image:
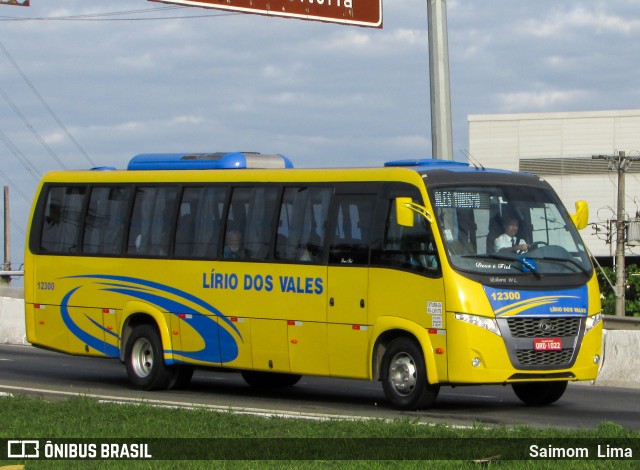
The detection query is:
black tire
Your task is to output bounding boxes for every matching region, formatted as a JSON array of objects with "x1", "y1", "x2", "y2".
[
  {"x1": 381, "y1": 337, "x2": 439, "y2": 410},
  {"x1": 241, "y1": 371, "x2": 302, "y2": 388},
  {"x1": 125, "y1": 324, "x2": 174, "y2": 391},
  {"x1": 512, "y1": 381, "x2": 568, "y2": 406}
]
